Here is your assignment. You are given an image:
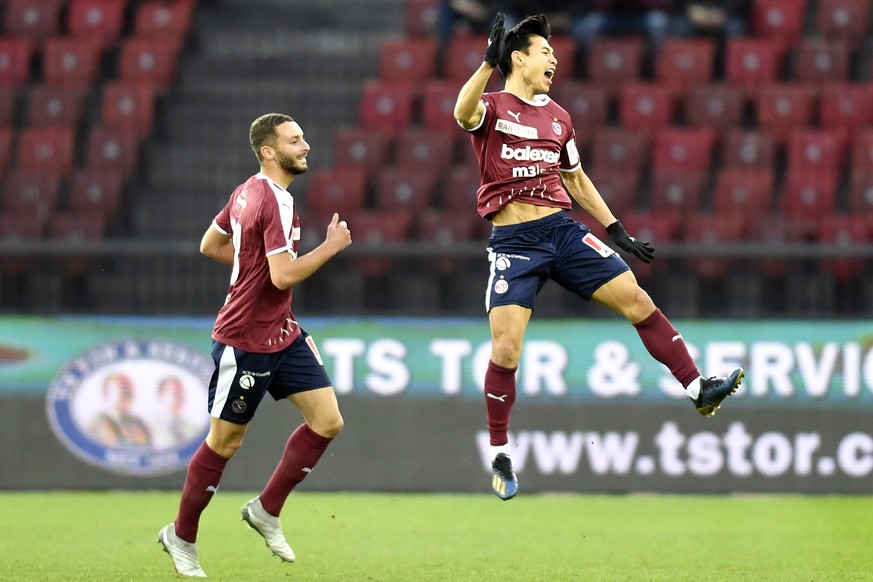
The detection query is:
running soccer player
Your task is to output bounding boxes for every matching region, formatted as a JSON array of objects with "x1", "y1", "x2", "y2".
[
  {"x1": 453, "y1": 13, "x2": 744, "y2": 500},
  {"x1": 158, "y1": 113, "x2": 351, "y2": 577}
]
